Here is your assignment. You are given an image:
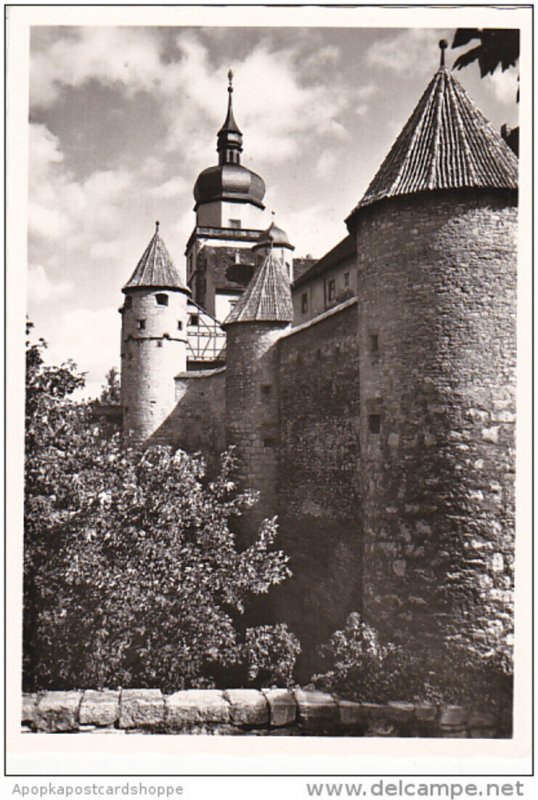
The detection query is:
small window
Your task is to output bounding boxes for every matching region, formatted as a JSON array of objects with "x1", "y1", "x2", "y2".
[
  {"x1": 124, "y1": 296, "x2": 132, "y2": 309},
  {"x1": 261, "y1": 384, "x2": 272, "y2": 396},
  {"x1": 156, "y1": 293, "x2": 169, "y2": 306},
  {"x1": 368, "y1": 414, "x2": 381, "y2": 434},
  {"x1": 137, "y1": 319, "x2": 146, "y2": 330},
  {"x1": 370, "y1": 334, "x2": 379, "y2": 353},
  {"x1": 189, "y1": 314, "x2": 199, "y2": 327},
  {"x1": 328, "y1": 279, "x2": 336, "y2": 302},
  {"x1": 263, "y1": 437, "x2": 276, "y2": 448},
  {"x1": 229, "y1": 219, "x2": 241, "y2": 229},
  {"x1": 157, "y1": 340, "x2": 163, "y2": 348},
  {"x1": 301, "y1": 293, "x2": 308, "y2": 314},
  {"x1": 344, "y1": 272, "x2": 350, "y2": 287},
  {"x1": 177, "y1": 321, "x2": 183, "y2": 331}
]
